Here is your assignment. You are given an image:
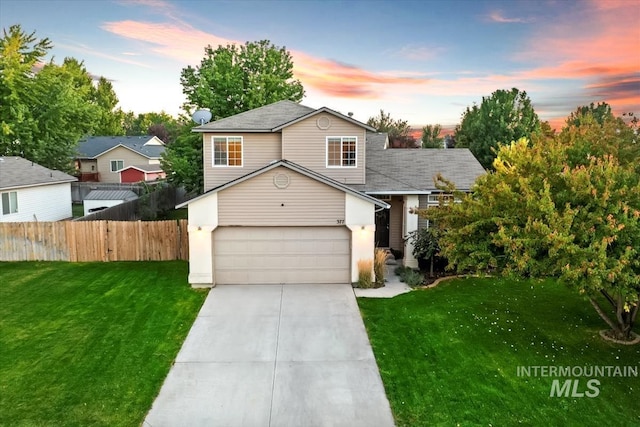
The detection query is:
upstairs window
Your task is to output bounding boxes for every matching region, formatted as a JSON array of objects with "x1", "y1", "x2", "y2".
[
  {"x1": 213, "y1": 136, "x2": 243, "y2": 167},
  {"x1": 1, "y1": 191, "x2": 18, "y2": 215},
  {"x1": 327, "y1": 137, "x2": 357, "y2": 167},
  {"x1": 110, "y1": 160, "x2": 124, "y2": 172}
]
